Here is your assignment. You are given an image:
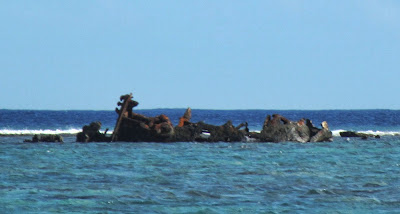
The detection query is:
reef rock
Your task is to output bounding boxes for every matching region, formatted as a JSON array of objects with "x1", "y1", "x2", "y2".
[
  {"x1": 76, "y1": 121, "x2": 110, "y2": 142},
  {"x1": 173, "y1": 108, "x2": 249, "y2": 142},
  {"x1": 175, "y1": 120, "x2": 248, "y2": 142},
  {"x1": 339, "y1": 131, "x2": 380, "y2": 139},
  {"x1": 24, "y1": 134, "x2": 63, "y2": 143},
  {"x1": 259, "y1": 115, "x2": 332, "y2": 143}
]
